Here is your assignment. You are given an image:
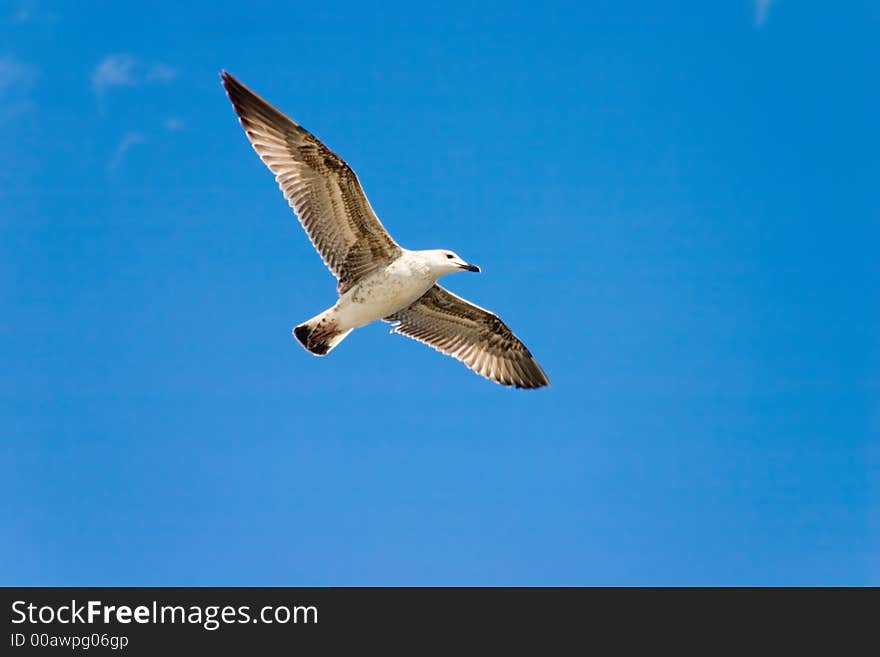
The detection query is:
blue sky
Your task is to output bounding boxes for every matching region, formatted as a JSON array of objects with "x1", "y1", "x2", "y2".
[{"x1": 2, "y1": 1, "x2": 877, "y2": 585}]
